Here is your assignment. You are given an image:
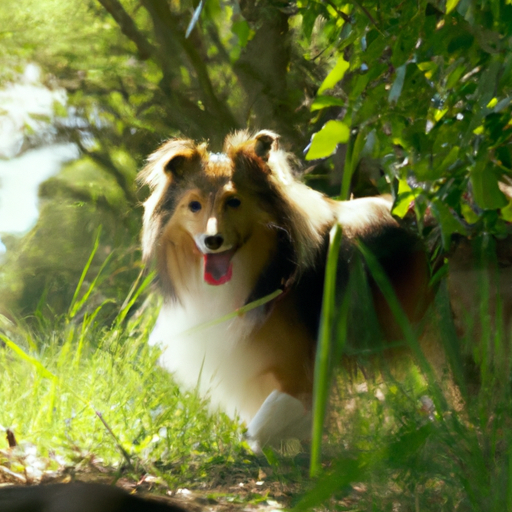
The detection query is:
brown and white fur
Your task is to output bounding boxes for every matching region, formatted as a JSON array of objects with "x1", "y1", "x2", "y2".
[{"x1": 140, "y1": 130, "x2": 431, "y2": 451}]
